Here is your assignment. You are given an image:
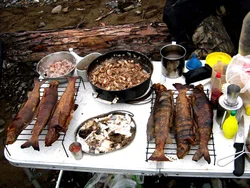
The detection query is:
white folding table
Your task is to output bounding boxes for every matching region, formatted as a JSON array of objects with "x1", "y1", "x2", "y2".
[{"x1": 4, "y1": 61, "x2": 250, "y2": 187}]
